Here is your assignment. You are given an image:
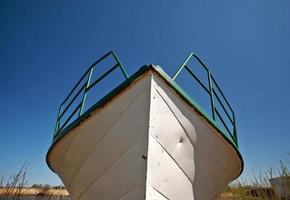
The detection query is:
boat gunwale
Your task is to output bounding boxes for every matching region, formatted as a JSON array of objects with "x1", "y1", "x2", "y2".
[{"x1": 46, "y1": 65, "x2": 244, "y2": 177}]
